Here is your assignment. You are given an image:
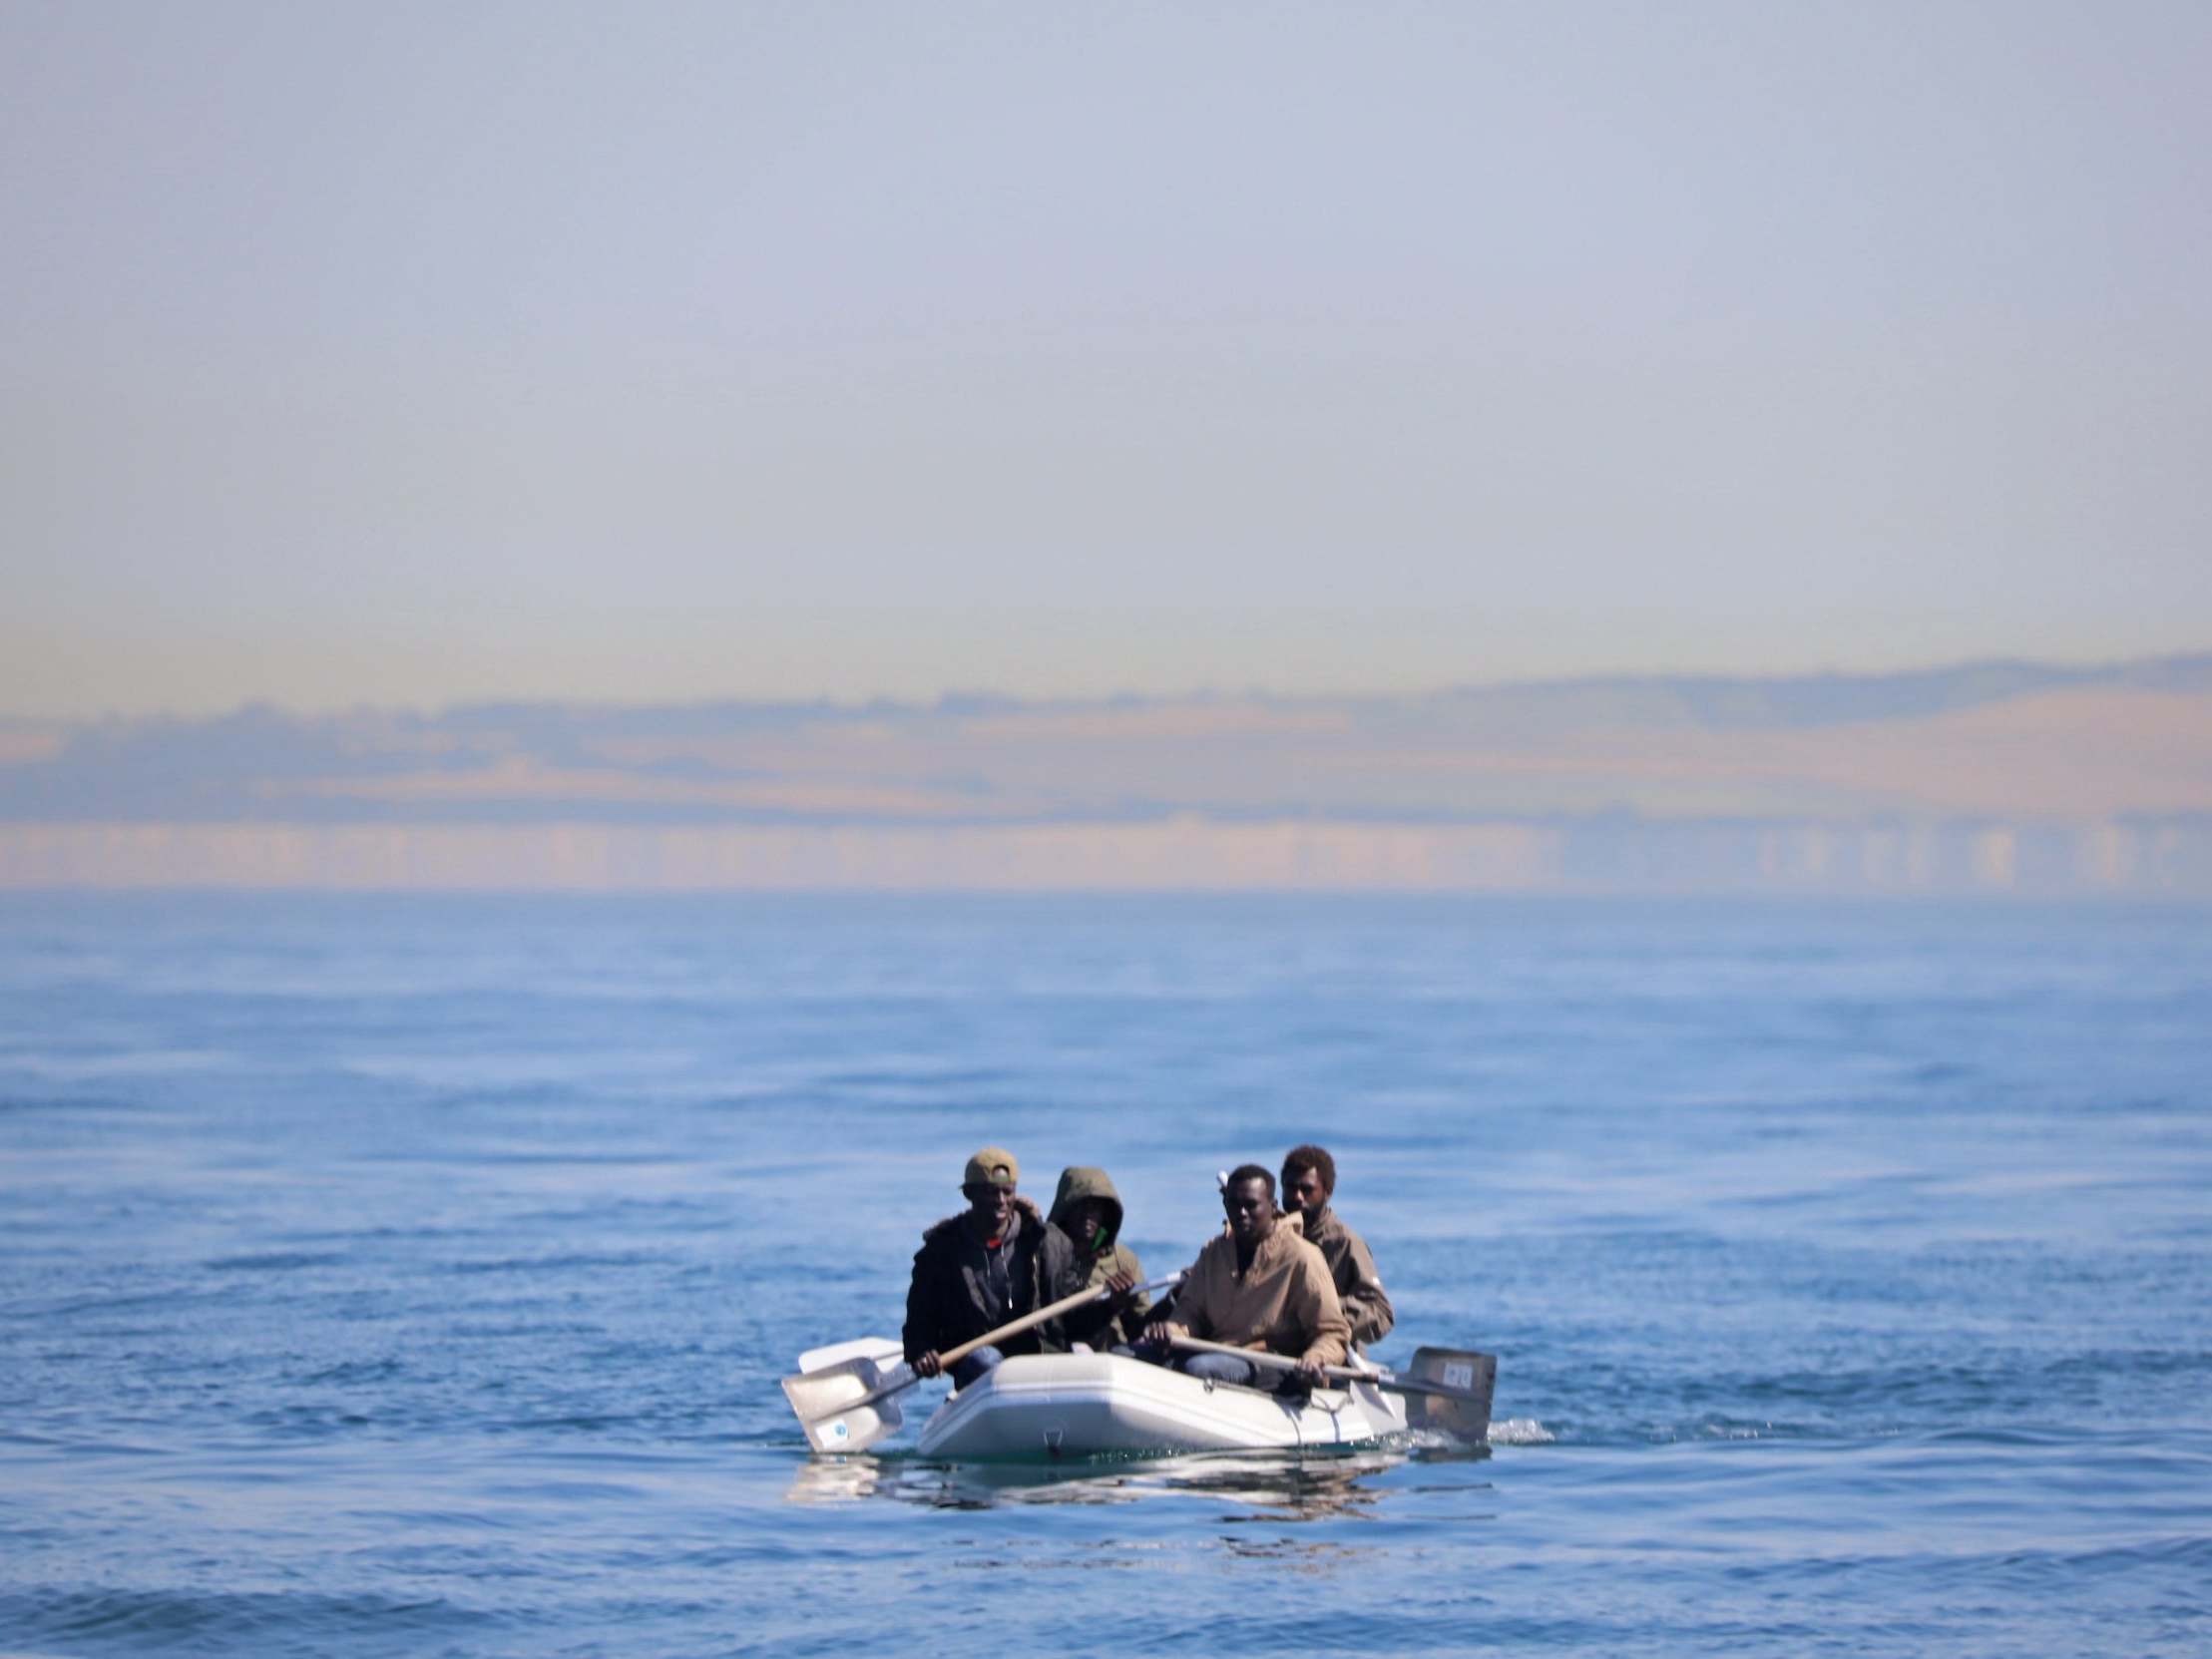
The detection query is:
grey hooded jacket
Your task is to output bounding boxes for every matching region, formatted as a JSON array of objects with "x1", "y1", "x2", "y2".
[{"x1": 1048, "y1": 1165, "x2": 1150, "y2": 1352}]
